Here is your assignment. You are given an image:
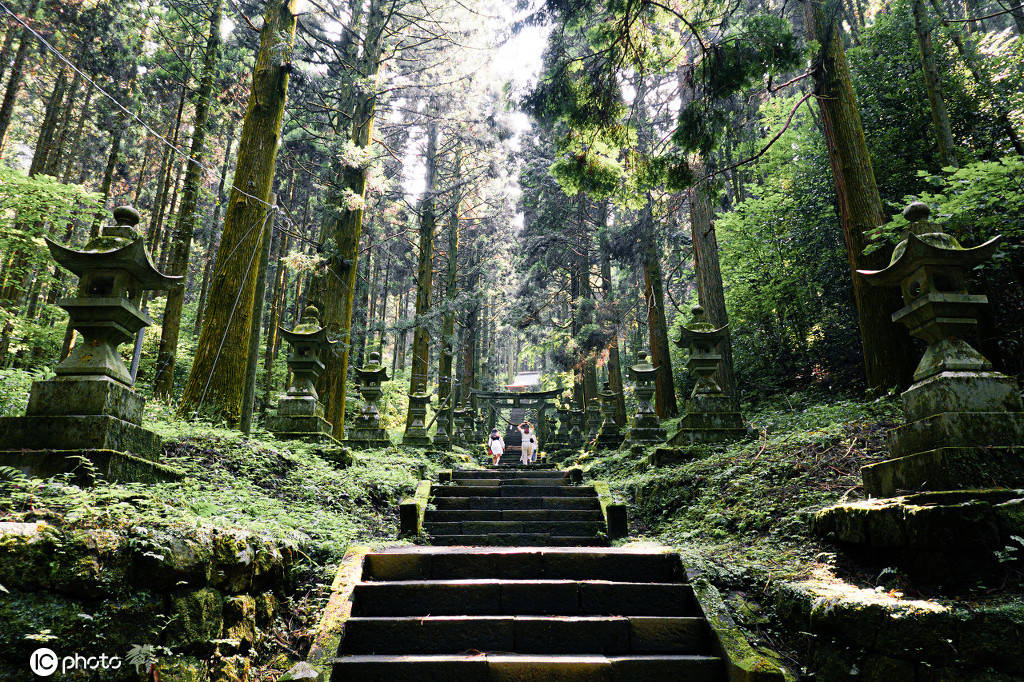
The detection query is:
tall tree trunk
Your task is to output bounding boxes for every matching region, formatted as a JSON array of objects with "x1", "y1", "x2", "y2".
[
  {"x1": 437, "y1": 148, "x2": 461, "y2": 441},
  {"x1": 0, "y1": 0, "x2": 39, "y2": 158},
  {"x1": 689, "y1": 161, "x2": 737, "y2": 395},
  {"x1": 28, "y1": 70, "x2": 68, "y2": 176},
  {"x1": 261, "y1": 226, "x2": 288, "y2": 414},
  {"x1": 178, "y1": 0, "x2": 299, "y2": 421},
  {"x1": 805, "y1": 0, "x2": 917, "y2": 389},
  {"x1": 43, "y1": 69, "x2": 82, "y2": 177},
  {"x1": 639, "y1": 197, "x2": 678, "y2": 418},
  {"x1": 195, "y1": 124, "x2": 236, "y2": 337},
  {"x1": 60, "y1": 85, "x2": 94, "y2": 183},
  {"x1": 90, "y1": 119, "x2": 124, "y2": 238},
  {"x1": 312, "y1": 0, "x2": 390, "y2": 439},
  {"x1": 598, "y1": 208, "x2": 627, "y2": 426},
  {"x1": 148, "y1": 88, "x2": 188, "y2": 254},
  {"x1": 352, "y1": 237, "x2": 372, "y2": 369},
  {"x1": 404, "y1": 122, "x2": 439, "y2": 435},
  {"x1": 153, "y1": 0, "x2": 223, "y2": 398},
  {"x1": 913, "y1": 0, "x2": 958, "y2": 167}
]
